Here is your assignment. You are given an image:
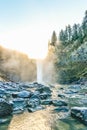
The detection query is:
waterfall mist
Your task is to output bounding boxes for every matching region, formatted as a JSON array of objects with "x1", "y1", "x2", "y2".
[{"x1": 36, "y1": 59, "x2": 43, "y2": 83}]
